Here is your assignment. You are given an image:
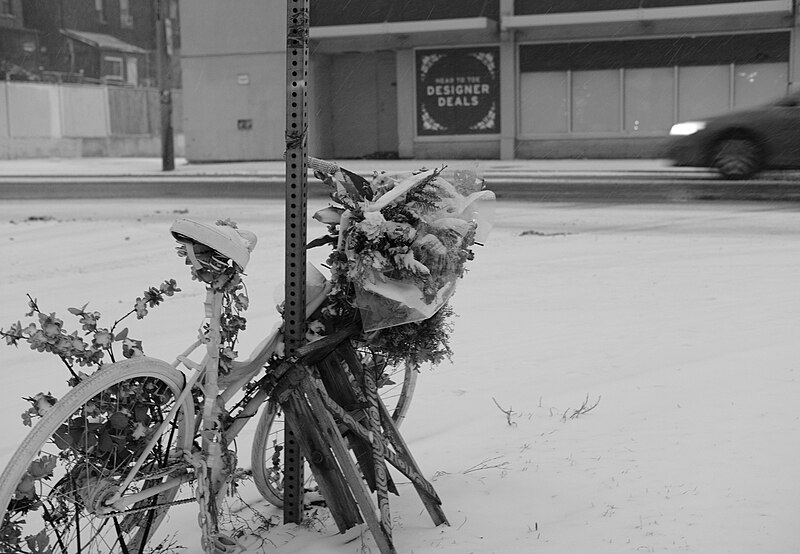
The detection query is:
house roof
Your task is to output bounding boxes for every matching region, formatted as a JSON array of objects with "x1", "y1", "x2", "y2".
[{"x1": 61, "y1": 29, "x2": 148, "y2": 55}]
